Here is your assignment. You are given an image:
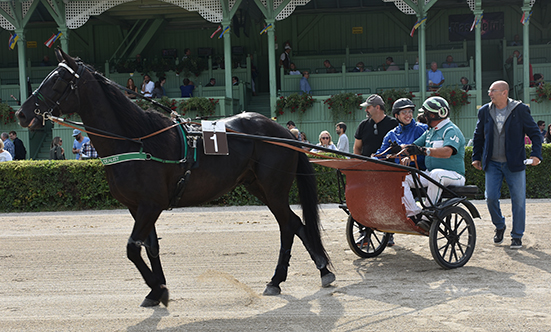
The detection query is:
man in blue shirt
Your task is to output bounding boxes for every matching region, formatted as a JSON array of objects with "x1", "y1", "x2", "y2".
[
  {"x1": 72, "y1": 129, "x2": 90, "y2": 160},
  {"x1": 300, "y1": 71, "x2": 311, "y2": 95},
  {"x1": 427, "y1": 62, "x2": 445, "y2": 91},
  {"x1": 1, "y1": 132, "x2": 14, "y2": 158}
]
